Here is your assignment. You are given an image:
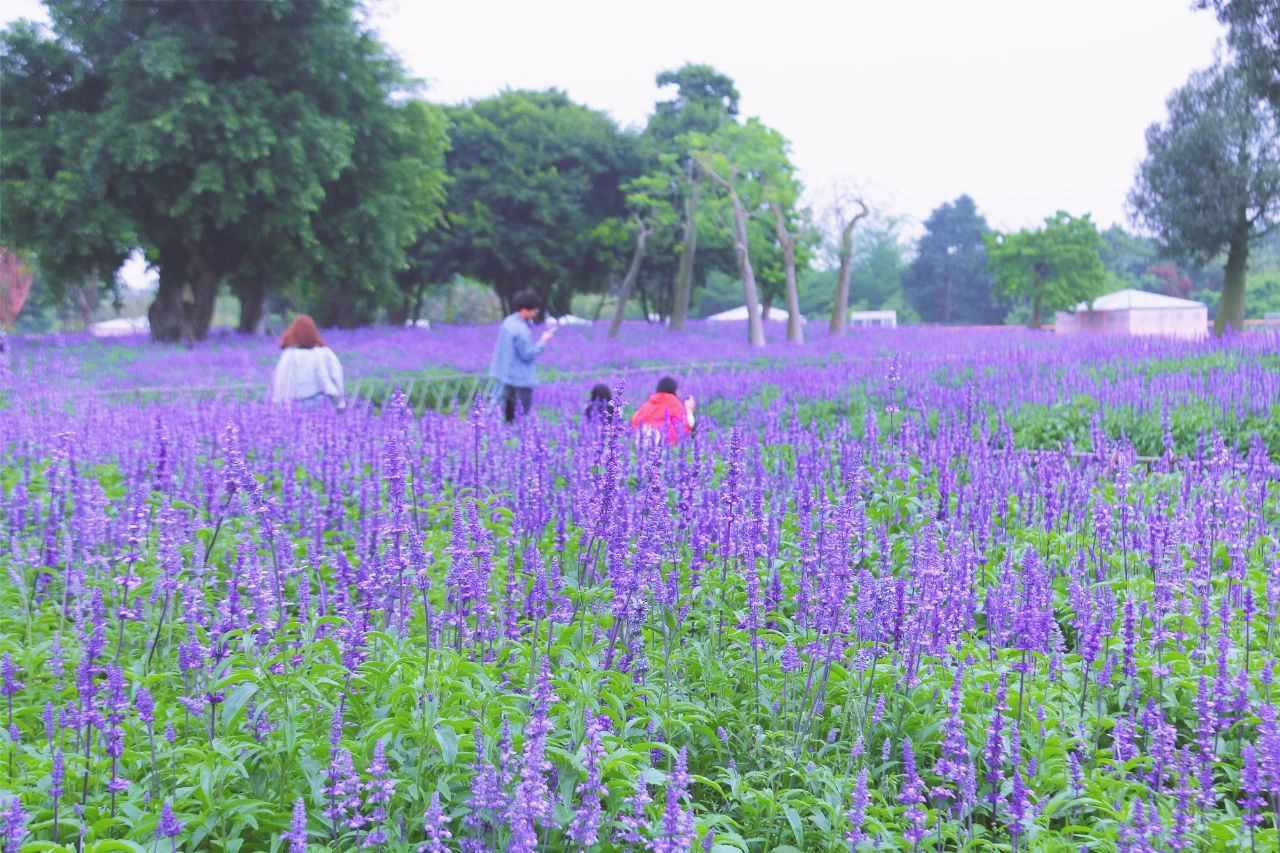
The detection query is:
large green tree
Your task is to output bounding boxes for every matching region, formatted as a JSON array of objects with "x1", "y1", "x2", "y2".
[
  {"x1": 606, "y1": 172, "x2": 678, "y2": 337},
  {"x1": 1, "y1": 0, "x2": 446, "y2": 341},
  {"x1": 1129, "y1": 61, "x2": 1280, "y2": 334},
  {"x1": 1199, "y1": 1, "x2": 1280, "y2": 110},
  {"x1": 416, "y1": 90, "x2": 633, "y2": 318},
  {"x1": 689, "y1": 119, "x2": 799, "y2": 347},
  {"x1": 645, "y1": 64, "x2": 740, "y2": 331},
  {"x1": 902, "y1": 195, "x2": 1002, "y2": 324},
  {"x1": 985, "y1": 211, "x2": 1106, "y2": 329}
]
